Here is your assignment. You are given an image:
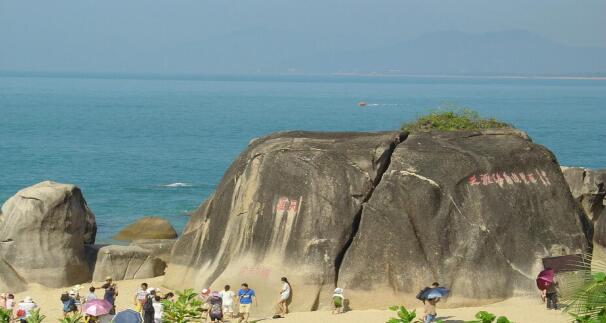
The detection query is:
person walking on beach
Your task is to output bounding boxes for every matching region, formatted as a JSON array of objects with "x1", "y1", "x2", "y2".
[
  {"x1": 85, "y1": 287, "x2": 97, "y2": 303},
  {"x1": 543, "y1": 277, "x2": 560, "y2": 310},
  {"x1": 237, "y1": 283, "x2": 256, "y2": 323},
  {"x1": 220, "y1": 285, "x2": 235, "y2": 319},
  {"x1": 14, "y1": 296, "x2": 37, "y2": 323},
  {"x1": 423, "y1": 297, "x2": 440, "y2": 323},
  {"x1": 152, "y1": 295, "x2": 163, "y2": 323},
  {"x1": 208, "y1": 291, "x2": 224, "y2": 322},
  {"x1": 274, "y1": 277, "x2": 292, "y2": 318},
  {"x1": 135, "y1": 283, "x2": 150, "y2": 314},
  {"x1": 142, "y1": 290, "x2": 155, "y2": 323},
  {"x1": 61, "y1": 292, "x2": 77, "y2": 317},
  {"x1": 332, "y1": 288, "x2": 345, "y2": 314},
  {"x1": 103, "y1": 284, "x2": 118, "y2": 315}
]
